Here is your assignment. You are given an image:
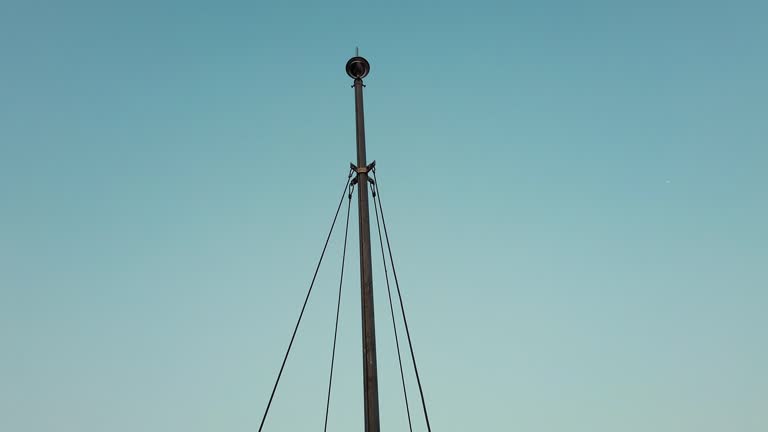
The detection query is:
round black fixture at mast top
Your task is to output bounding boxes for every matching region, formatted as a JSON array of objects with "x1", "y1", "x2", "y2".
[{"x1": 346, "y1": 56, "x2": 370, "y2": 79}]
